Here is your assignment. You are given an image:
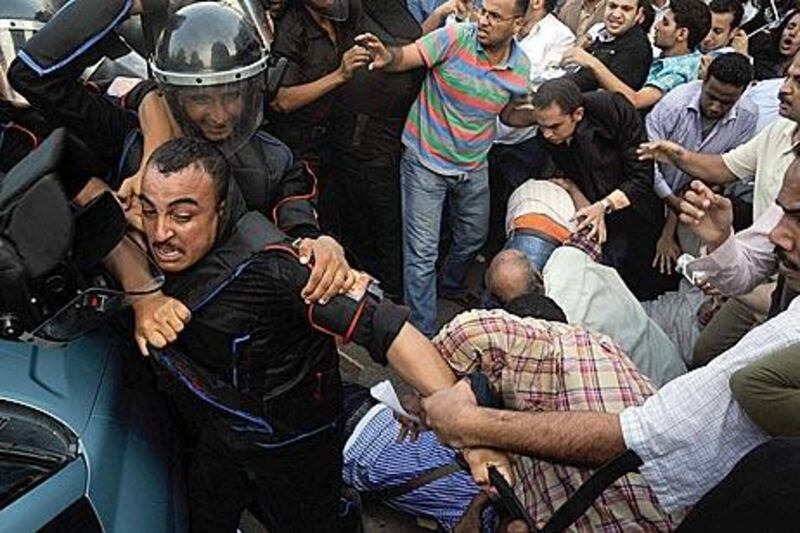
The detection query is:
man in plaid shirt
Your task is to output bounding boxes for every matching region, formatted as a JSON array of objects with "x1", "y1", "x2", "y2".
[{"x1": 424, "y1": 306, "x2": 682, "y2": 531}]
